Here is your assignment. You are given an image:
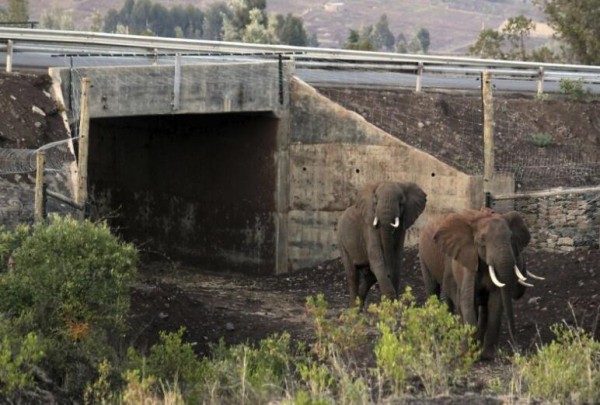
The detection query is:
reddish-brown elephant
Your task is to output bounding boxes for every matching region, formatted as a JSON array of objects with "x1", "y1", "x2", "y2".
[
  {"x1": 418, "y1": 208, "x2": 544, "y2": 360},
  {"x1": 337, "y1": 182, "x2": 427, "y2": 308}
]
